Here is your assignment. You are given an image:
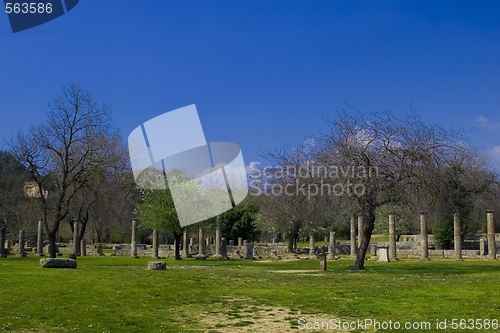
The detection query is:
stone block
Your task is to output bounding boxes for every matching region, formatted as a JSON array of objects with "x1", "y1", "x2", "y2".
[
  {"x1": 377, "y1": 246, "x2": 390, "y2": 262},
  {"x1": 40, "y1": 258, "x2": 77, "y2": 269},
  {"x1": 148, "y1": 261, "x2": 167, "y2": 270}
]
